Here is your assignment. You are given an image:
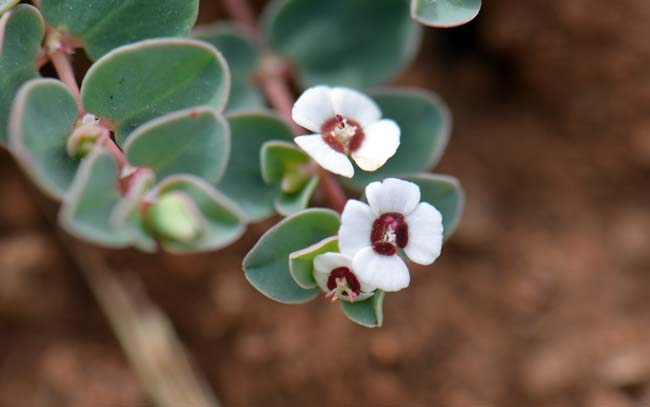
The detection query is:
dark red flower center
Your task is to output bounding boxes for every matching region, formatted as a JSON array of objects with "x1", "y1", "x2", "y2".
[
  {"x1": 371, "y1": 212, "x2": 409, "y2": 256},
  {"x1": 321, "y1": 115, "x2": 365, "y2": 154},
  {"x1": 326, "y1": 266, "x2": 361, "y2": 296}
]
